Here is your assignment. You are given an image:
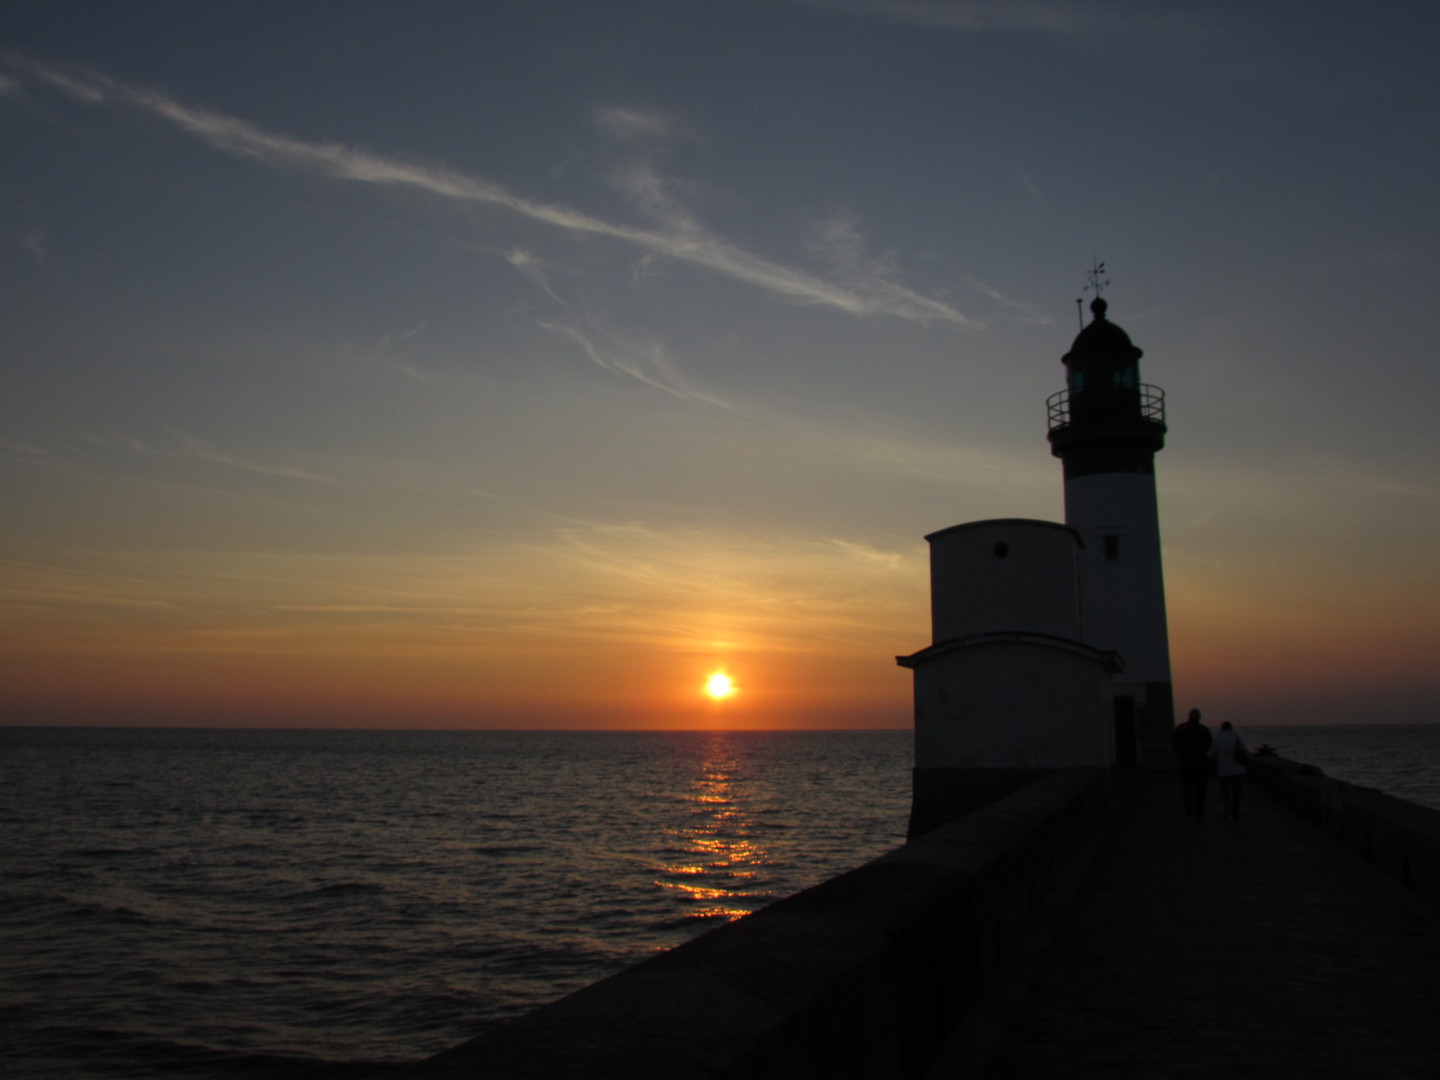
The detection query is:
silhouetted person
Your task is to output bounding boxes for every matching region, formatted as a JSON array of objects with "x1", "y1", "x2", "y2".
[
  {"x1": 1208, "y1": 721, "x2": 1249, "y2": 819},
  {"x1": 1172, "y1": 707, "x2": 1212, "y2": 817}
]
